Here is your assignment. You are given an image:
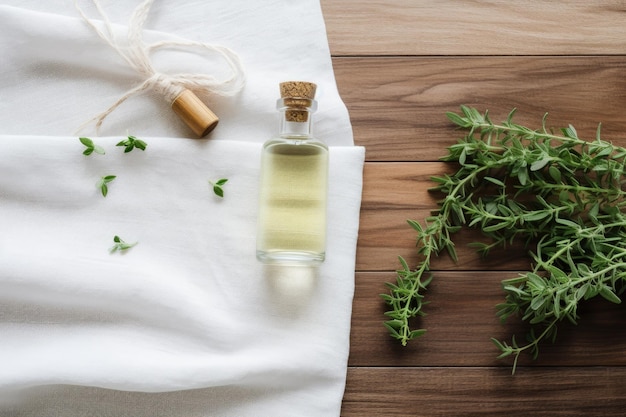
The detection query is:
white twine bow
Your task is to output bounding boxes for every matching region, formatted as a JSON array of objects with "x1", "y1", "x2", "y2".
[{"x1": 74, "y1": 0, "x2": 245, "y2": 134}]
